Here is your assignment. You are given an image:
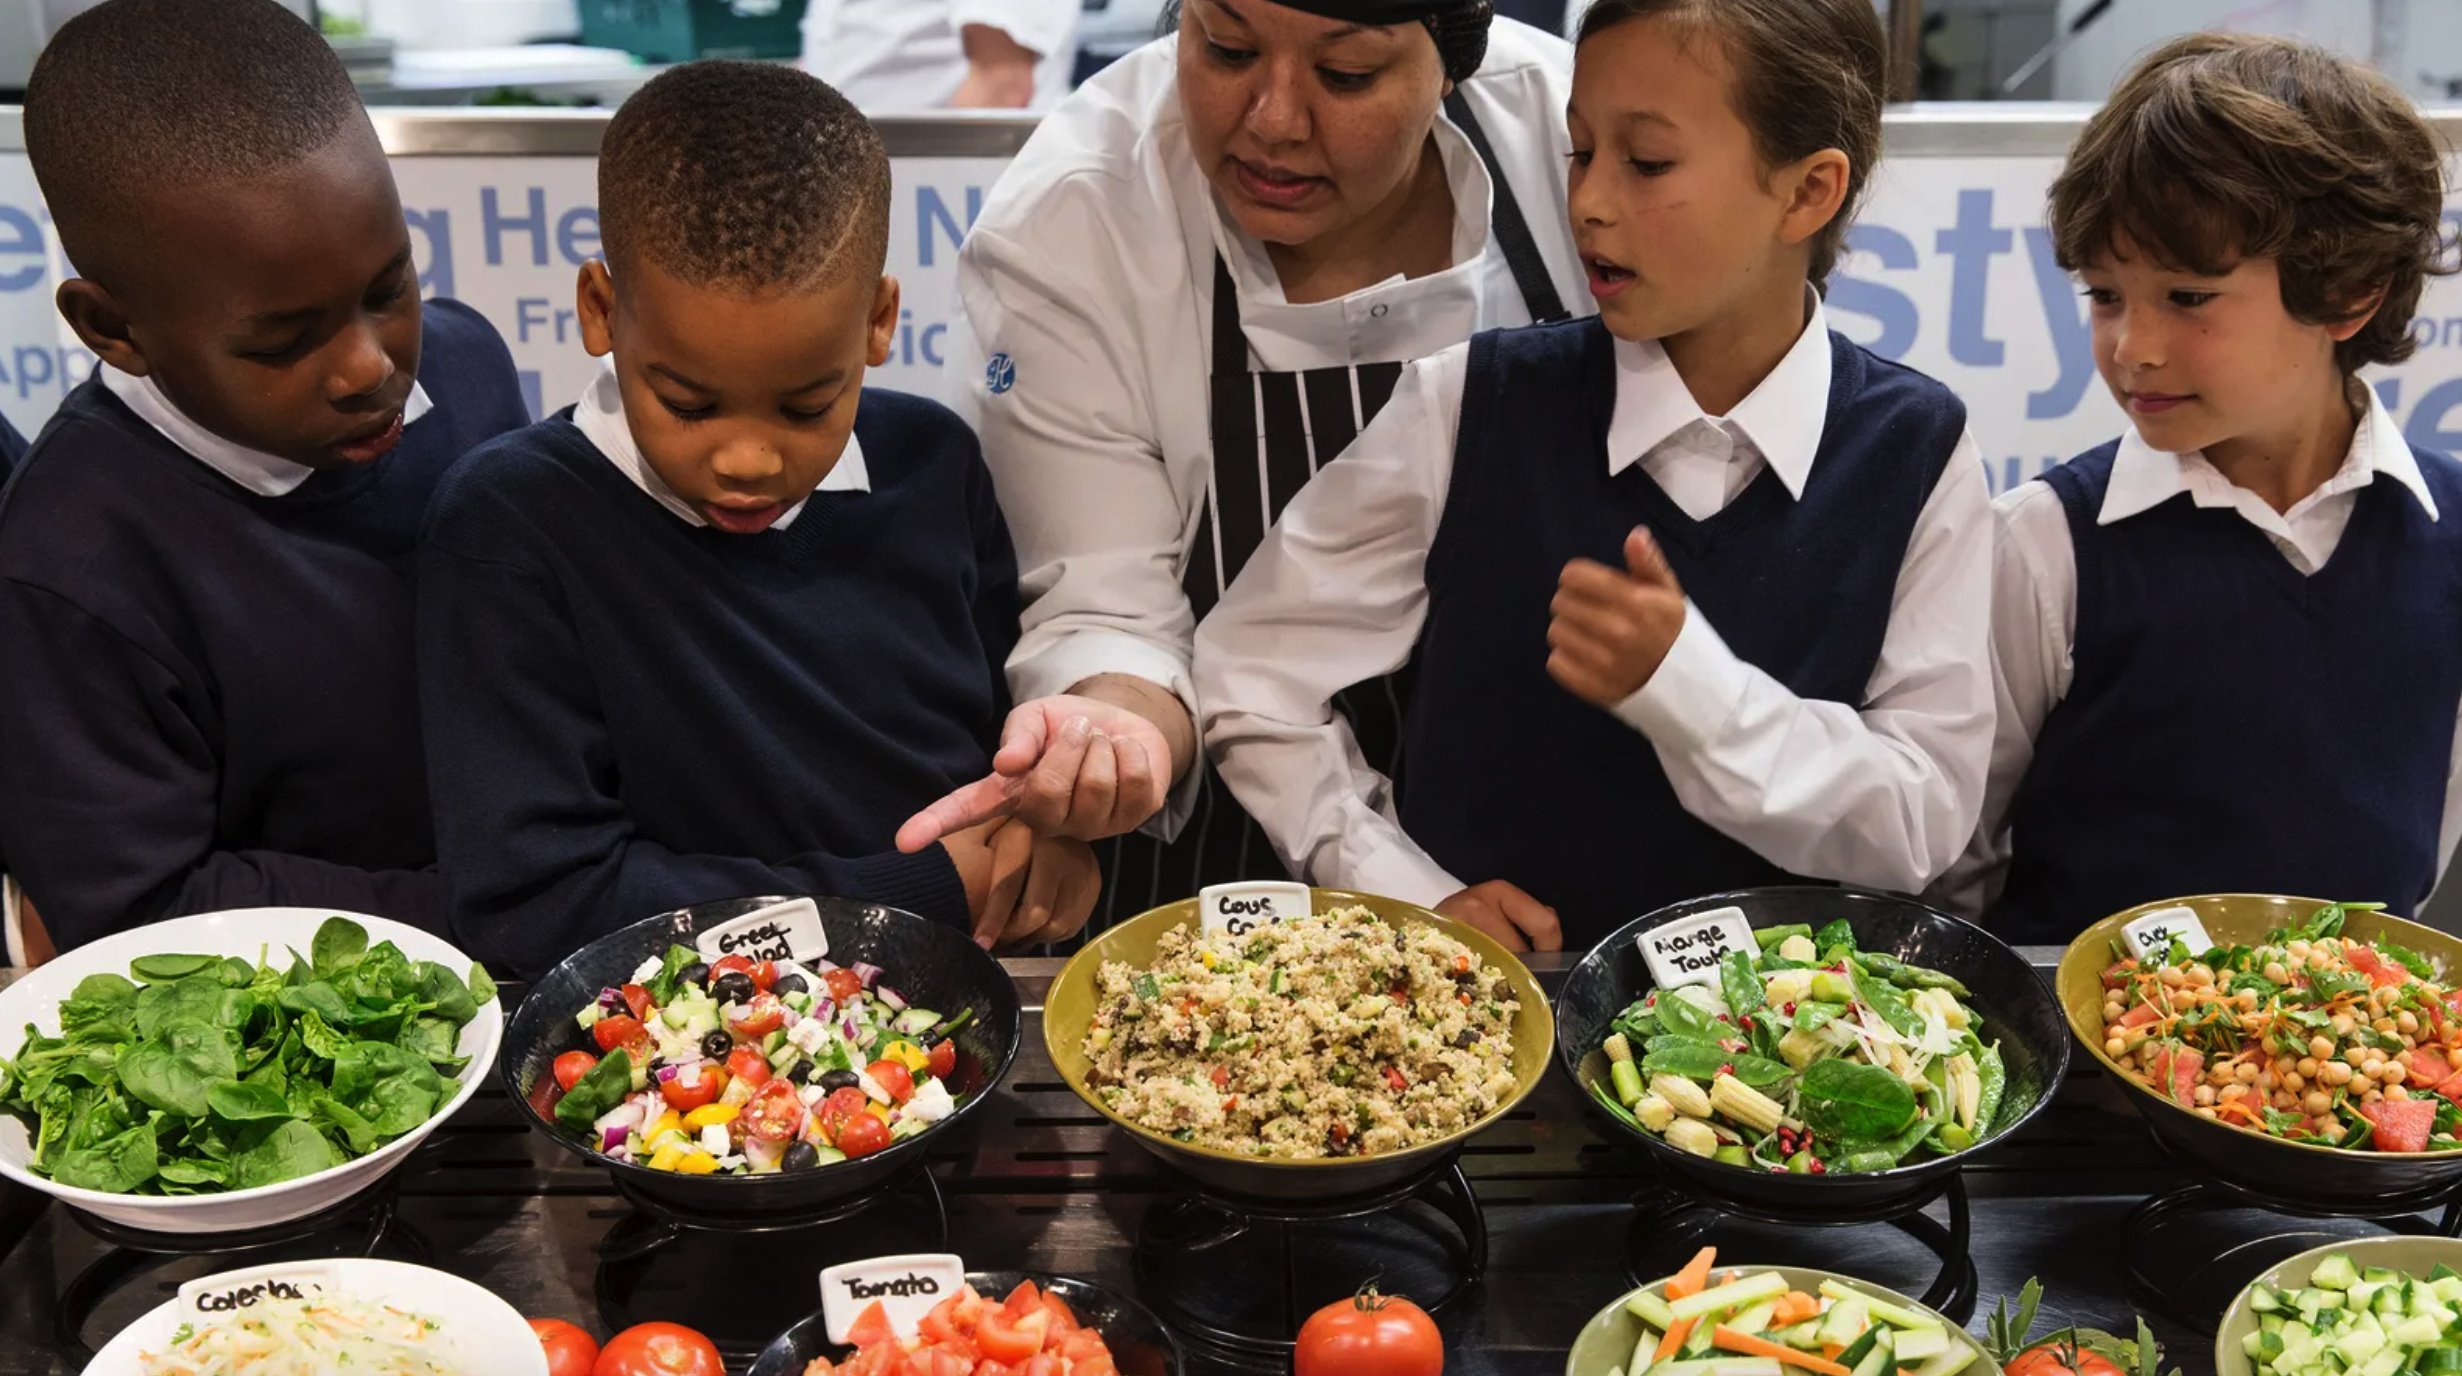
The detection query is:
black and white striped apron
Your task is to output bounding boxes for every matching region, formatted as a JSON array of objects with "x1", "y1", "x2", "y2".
[{"x1": 1090, "y1": 95, "x2": 1571, "y2": 926}]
